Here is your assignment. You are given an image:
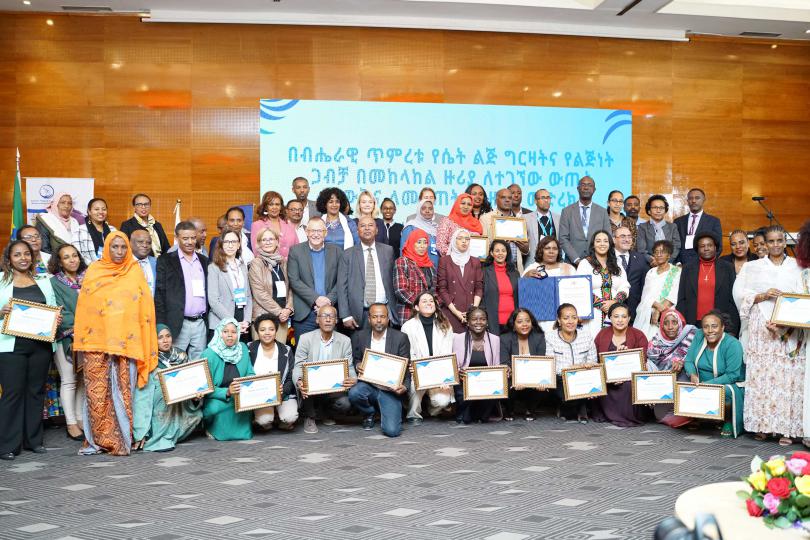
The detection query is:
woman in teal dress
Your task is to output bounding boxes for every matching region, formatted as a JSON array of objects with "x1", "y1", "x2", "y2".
[
  {"x1": 202, "y1": 318, "x2": 255, "y2": 441},
  {"x1": 133, "y1": 324, "x2": 203, "y2": 452},
  {"x1": 683, "y1": 309, "x2": 746, "y2": 438}
]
